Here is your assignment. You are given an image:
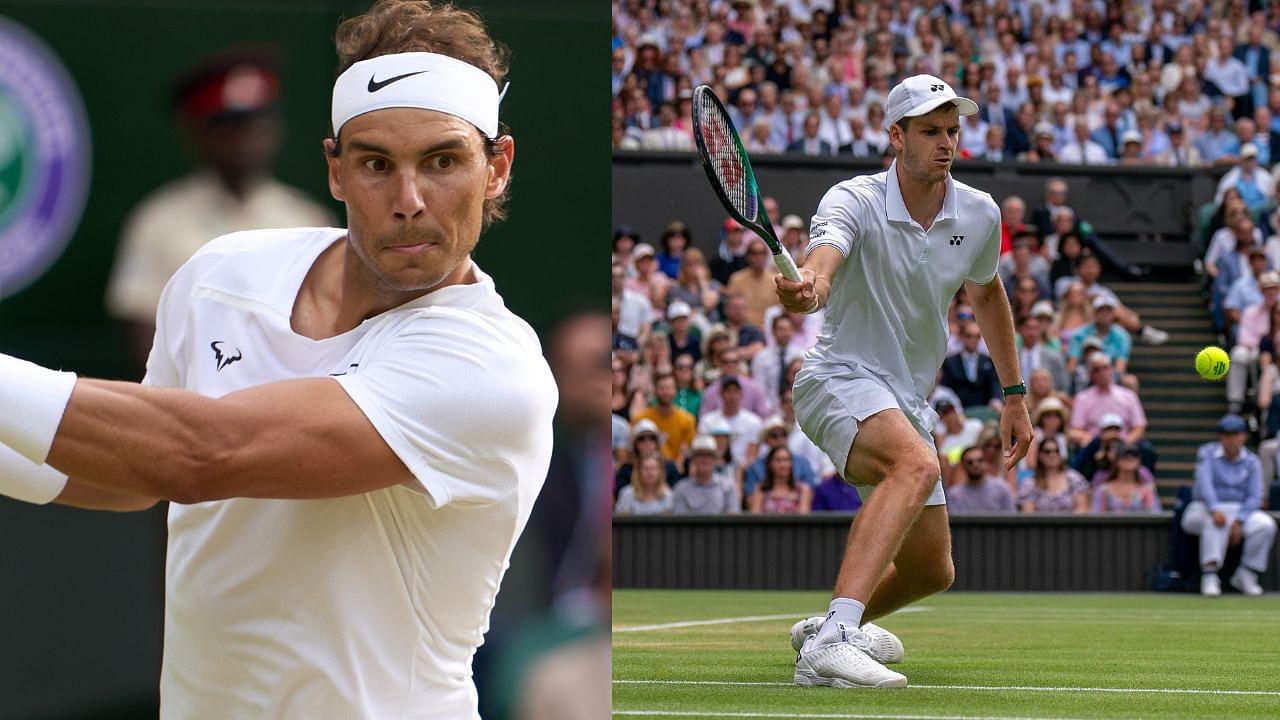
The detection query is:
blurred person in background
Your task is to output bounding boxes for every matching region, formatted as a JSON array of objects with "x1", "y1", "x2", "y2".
[
  {"x1": 656, "y1": 220, "x2": 690, "y2": 279},
  {"x1": 747, "y1": 445, "x2": 812, "y2": 515},
  {"x1": 744, "y1": 415, "x2": 815, "y2": 497},
  {"x1": 1017, "y1": 437, "x2": 1089, "y2": 513},
  {"x1": 1184, "y1": 414, "x2": 1276, "y2": 596},
  {"x1": 698, "y1": 377, "x2": 762, "y2": 467},
  {"x1": 1091, "y1": 444, "x2": 1161, "y2": 513},
  {"x1": 615, "y1": 452, "x2": 674, "y2": 515},
  {"x1": 727, "y1": 238, "x2": 780, "y2": 327},
  {"x1": 614, "y1": 419, "x2": 680, "y2": 497},
  {"x1": 945, "y1": 445, "x2": 1015, "y2": 514},
  {"x1": 106, "y1": 49, "x2": 334, "y2": 372},
  {"x1": 751, "y1": 314, "x2": 805, "y2": 408},
  {"x1": 671, "y1": 435, "x2": 740, "y2": 514},
  {"x1": 669, "y1": 246, "x2": 723, "y2": 324},
  {"x1": 633, "y1": 371, "x2": 697, "y2": 464}
]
